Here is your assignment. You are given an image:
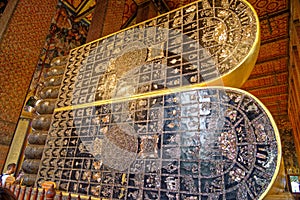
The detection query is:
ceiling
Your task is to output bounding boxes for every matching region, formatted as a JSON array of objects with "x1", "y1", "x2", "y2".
[
  {"x1": 241, "y1": 0, "x2": 290, "y2": 127},
  {"x1": 63, "y1": 0, "x2": 291, "y2": 127}
]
